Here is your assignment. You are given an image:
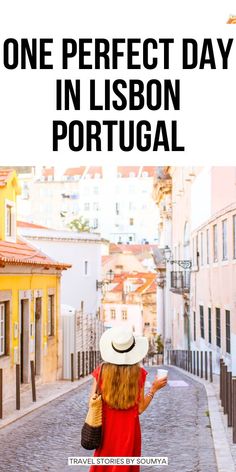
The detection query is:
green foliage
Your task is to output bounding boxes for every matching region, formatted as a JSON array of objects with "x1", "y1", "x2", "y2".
[
  {"x1": 155, "y1": 334, "x2": 164, "y2": 354},
  {"x1": 67, "y1": 216, "x2": 90, "y2": 233}
]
